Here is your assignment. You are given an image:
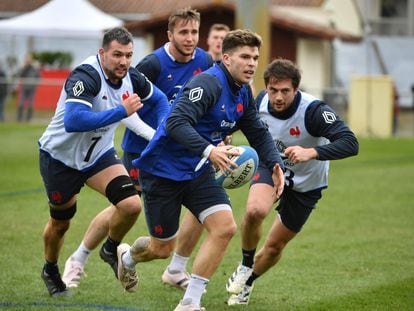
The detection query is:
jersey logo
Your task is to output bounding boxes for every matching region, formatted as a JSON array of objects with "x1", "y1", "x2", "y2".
[
  {"x1": 122, "y1": 91, "x2": 130, "y2": 100},
  {"x1": 189, "y1": 87, "x2": 203, "y2": 102},
  {"x1": 252, "y1": 172, "x2": 261, "y2": 182},
  {"x1": 154, "y1": 224, "x2": 163, "y2": 236},
  {"x1": 289, "y1": 126, "x2": 301, "y2": 137},
  {"x1": 73, "y1": 80, "x2": 84, "y2": 97},
  {"x1": 51, "y1": 191, "x2": 62, "y2": 203},
  {"x1": 237, "y1": 103, "x2": 244, "y2": 113},
  {"x1": 322, "y1": 111, "x2": 336, "y2": 124},
  {"x1": 193, "y1": 67, "x2": 202, "y2": 75},
  {"x1": 167, "y1": 74, "x2": 173, "y2": 80}
]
